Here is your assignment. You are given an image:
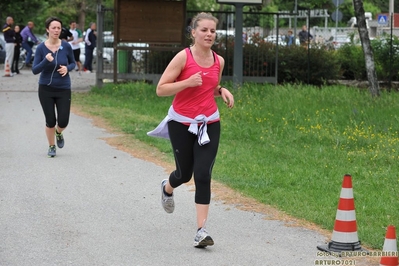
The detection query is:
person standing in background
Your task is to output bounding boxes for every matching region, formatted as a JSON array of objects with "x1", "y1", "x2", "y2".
[
  {"x1": 286, "y1": 29, "x2": 294, "y2": 46},
  {"x1": 32, "y1": 17, "x2": 76, "y2": 157},
  {"x1": 3, "y1": 16, "x2": 15, "y2": 77},
  {"x1": 11, "y1": 25, "x2": 22, "y2": 75},
  {"x1": 20, "y1": 21, "x2": 39, "y2": 68},
  {"x1": 83, "y1": 22, "x2": 96, "y2": 72},
  {"x1": 298, "y1": 25, "x2": 313, "y2": 47},
  {"x1": 68, "y1": 20, "x2": 82, "y2": 73}
]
